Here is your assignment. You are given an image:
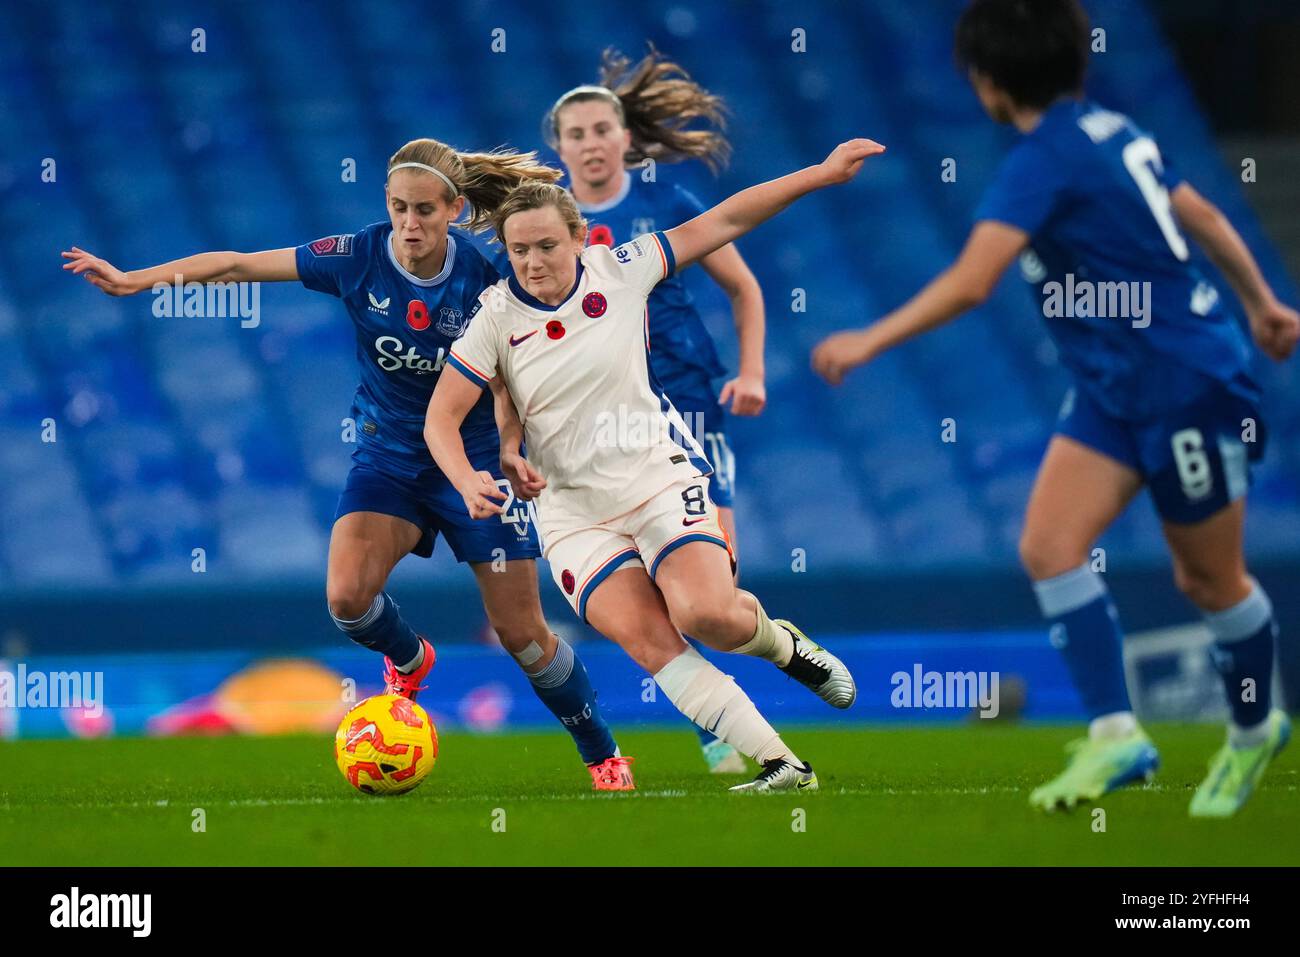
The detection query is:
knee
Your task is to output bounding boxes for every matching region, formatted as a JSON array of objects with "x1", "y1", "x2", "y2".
[
  {"x1": 635, "y1": 636, "x2": 690, "y2": 676},
  {"x1": 1018, "y1": 528, "x2": 1088, "y2": 582},
  {"x1": 492, "y1": 619, "x2": 549, "y2": 658},
  {"x1": 1172, "y1": 562, "x2": 1248, "y2": 612},
  {"x1": 327, "y1": 579, "x2": 382, "y2": 622},
  {"x1": 670, "y1": 602, "x2": 735, "y2": 644},
  {"x1": 597, "y1": 619, "x2": 687, "y2": 675}
]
